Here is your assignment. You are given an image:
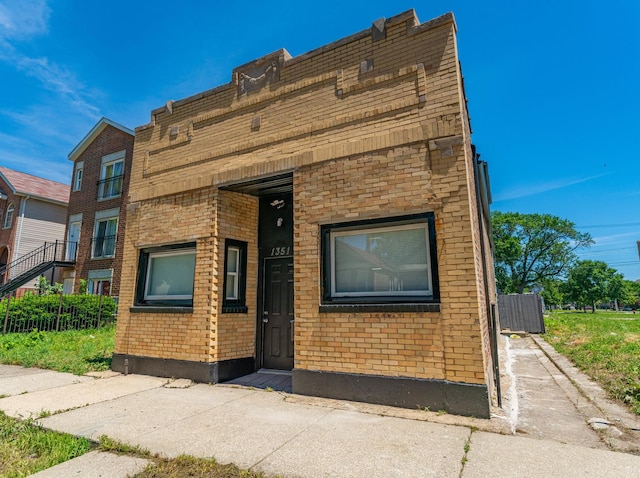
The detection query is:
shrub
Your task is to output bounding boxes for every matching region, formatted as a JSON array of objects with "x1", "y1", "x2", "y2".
[{"x1": 0, "y1": 294, "x2": 117, "y2": 333}]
